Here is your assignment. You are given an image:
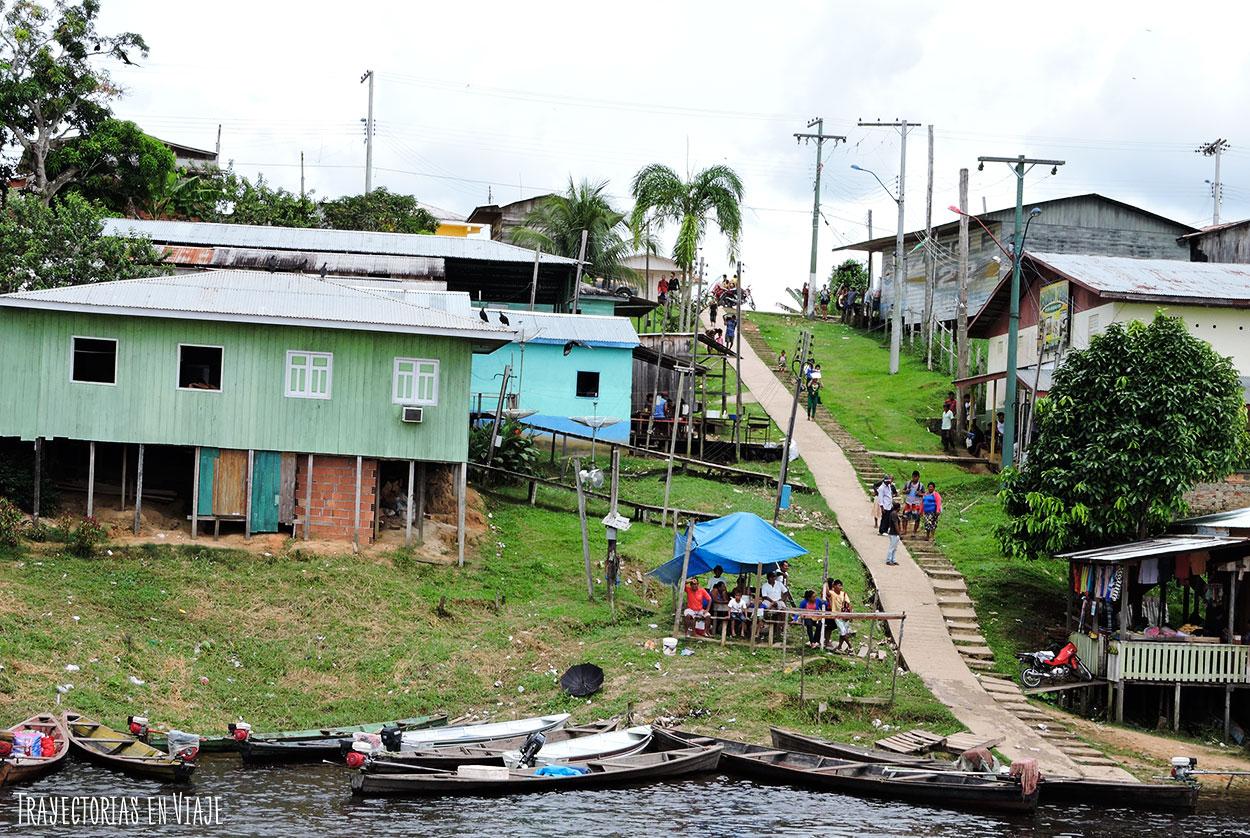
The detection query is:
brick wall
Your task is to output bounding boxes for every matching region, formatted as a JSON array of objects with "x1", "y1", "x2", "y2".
[
  {"x1": 1185, "y1": 472, "x2": 1250, "y2": 517},
  {"x1": 294, "y1": 455, "x2": 377, "y2": 542}
]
